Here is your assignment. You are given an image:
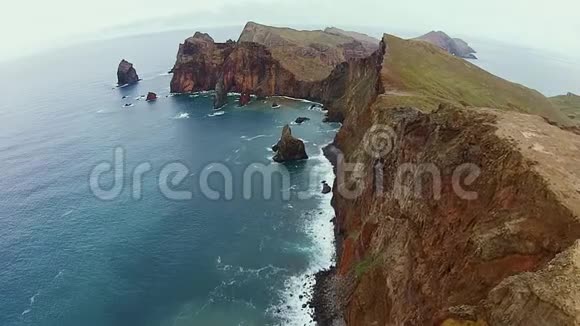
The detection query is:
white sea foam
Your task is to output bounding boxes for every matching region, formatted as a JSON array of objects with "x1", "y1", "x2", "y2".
[
  {"x1": 122, "y1": 103, "x2": 134, "y2": 108},
  {"x1": 207, "y1": 111, "x2": 225, "y2": 117},
  {"x1": 31, "y1": 291, "x2": 41, "y2": 305},
  {"x1": 241, "y1": 134, "x2": 271, "y2": 141},
  {"x1": 270, "y1": 144, "x2": 336, "y2": 325},
  {"x1": 61, "y1": 210, "x2": 73, "y2": 217},
  {"x1": 172, "y1": 113, "x2": 190, "y2": 120},
  {"x1": 21, "y1": 309, "x2": 31, "y2": 316}
]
